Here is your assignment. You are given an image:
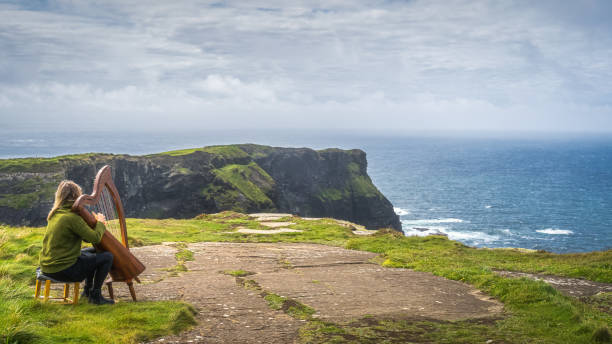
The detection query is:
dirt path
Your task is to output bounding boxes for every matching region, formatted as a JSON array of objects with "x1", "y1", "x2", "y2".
[{"x1": 103, "y1": 242, "x2": 504, "y2": 344}]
